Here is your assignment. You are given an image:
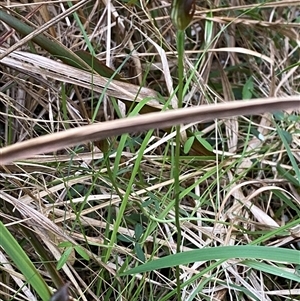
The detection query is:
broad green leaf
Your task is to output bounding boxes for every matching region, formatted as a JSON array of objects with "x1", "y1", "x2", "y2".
[
  {"x1": 288, "y1": 114, "x2": 300, "y2": 122},
  {"x1": 134, "y1": 223, "x2": 144, "y2": 241},
  {"x1": 273, "y1": 111, "x2": 285, "y2": 121},
  {"x1": 186, "y1": 131, "x2": 214, "y2": 156},
  {"x1": 195, "y1": 135, "x2": 213, "y2": 152},
  {"x1": 184, "y1": 136, "x2": 194, "y2": 154},
  {"x1": 74, "y1": 245, "x2": 90, "y2": 261},
  {"x1": 242, "y1": 77, "x2": 254, "y2": 100},
  {"x1": 134, "y1": 243, "x2": 146, "y2": 263}
]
